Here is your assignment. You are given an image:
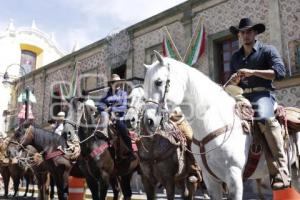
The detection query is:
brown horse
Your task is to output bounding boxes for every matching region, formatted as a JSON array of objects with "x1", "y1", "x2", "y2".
[
  {"x1": 15, "y1": 122, "x2": 75, "y2": 200},
  {"x1": 18, "y1": 144, "x2": 54, "y2": 200},
  {"x1": 0, "y1": 136, "x2": 11, "y2": 197},
  {"x1": 6, "y1": 139, "x2": 35, "y2": 197},
  {"x1": 125, "y1": 85, "x2": 200, "y2": 200},
  {"x1": 65, "y1": 97, "x2": 139, "y2": 200}
]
